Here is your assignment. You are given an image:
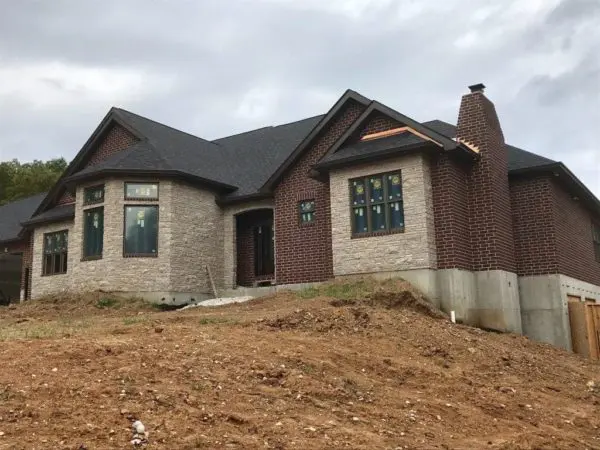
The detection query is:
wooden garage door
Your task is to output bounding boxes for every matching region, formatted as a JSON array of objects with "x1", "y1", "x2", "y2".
[{"x1": 568, "y1": 297, "x2": 600, "y2": 360}]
